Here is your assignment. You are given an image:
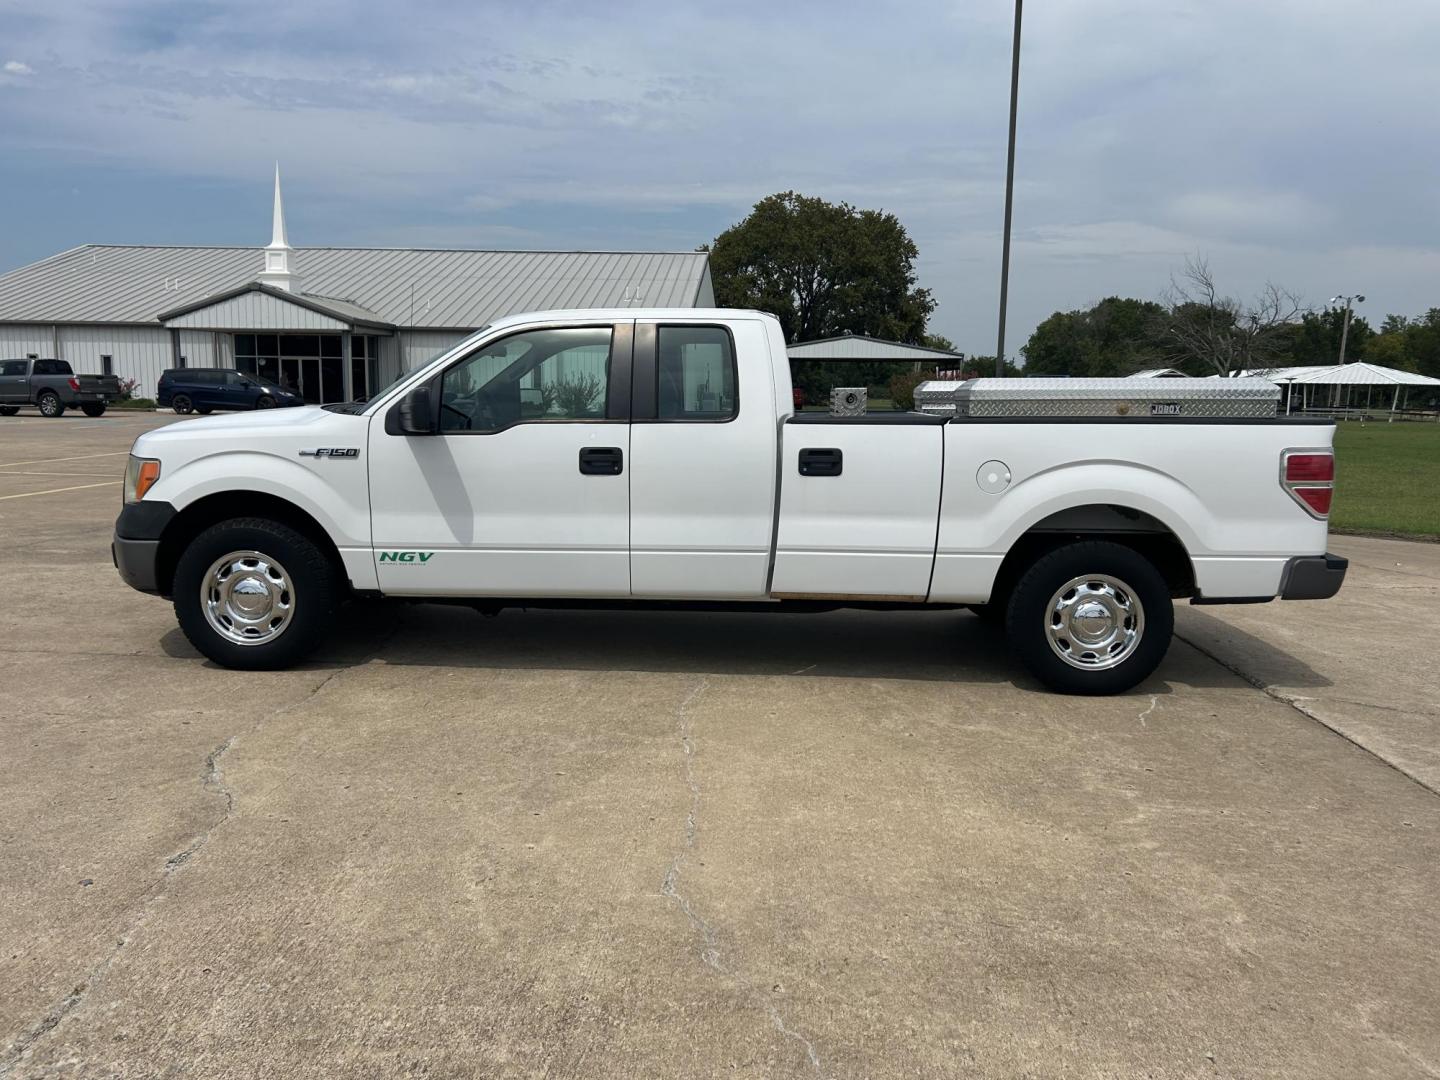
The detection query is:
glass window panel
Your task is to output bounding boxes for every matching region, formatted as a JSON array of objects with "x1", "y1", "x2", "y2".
[
  {"x1": 656, "y1": 326, "x2": 737, "y2": 420},
  {"x1": 321, "y1": 335, "x2": 341, "y2": 358},
  {"x1": 439, "y1": 326, "x2": 612, "y2": 432},
  {"x1": 234, "y1": 334, "x2": 256, "y2": 356}
]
